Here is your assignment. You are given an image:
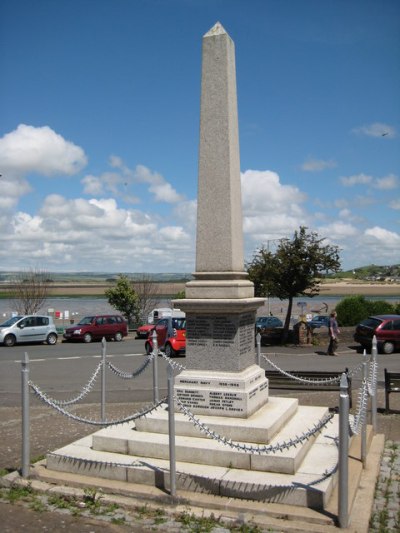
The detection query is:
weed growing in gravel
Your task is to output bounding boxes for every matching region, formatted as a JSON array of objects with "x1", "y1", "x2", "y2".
[{"x1": 6, "y1": 483, "x2": 33, "y2": 503}]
